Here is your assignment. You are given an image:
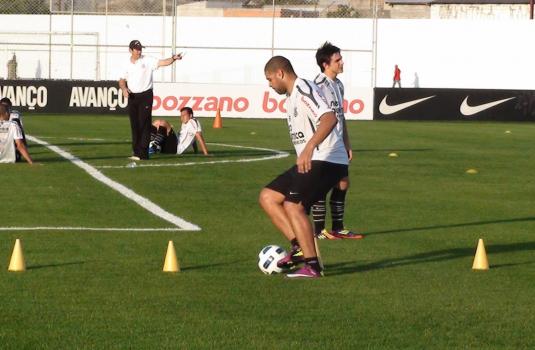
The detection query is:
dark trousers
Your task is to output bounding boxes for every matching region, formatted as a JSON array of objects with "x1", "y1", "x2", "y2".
[{"x1": 128, "y1": 89, "x2": 153, "y2": 159}]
